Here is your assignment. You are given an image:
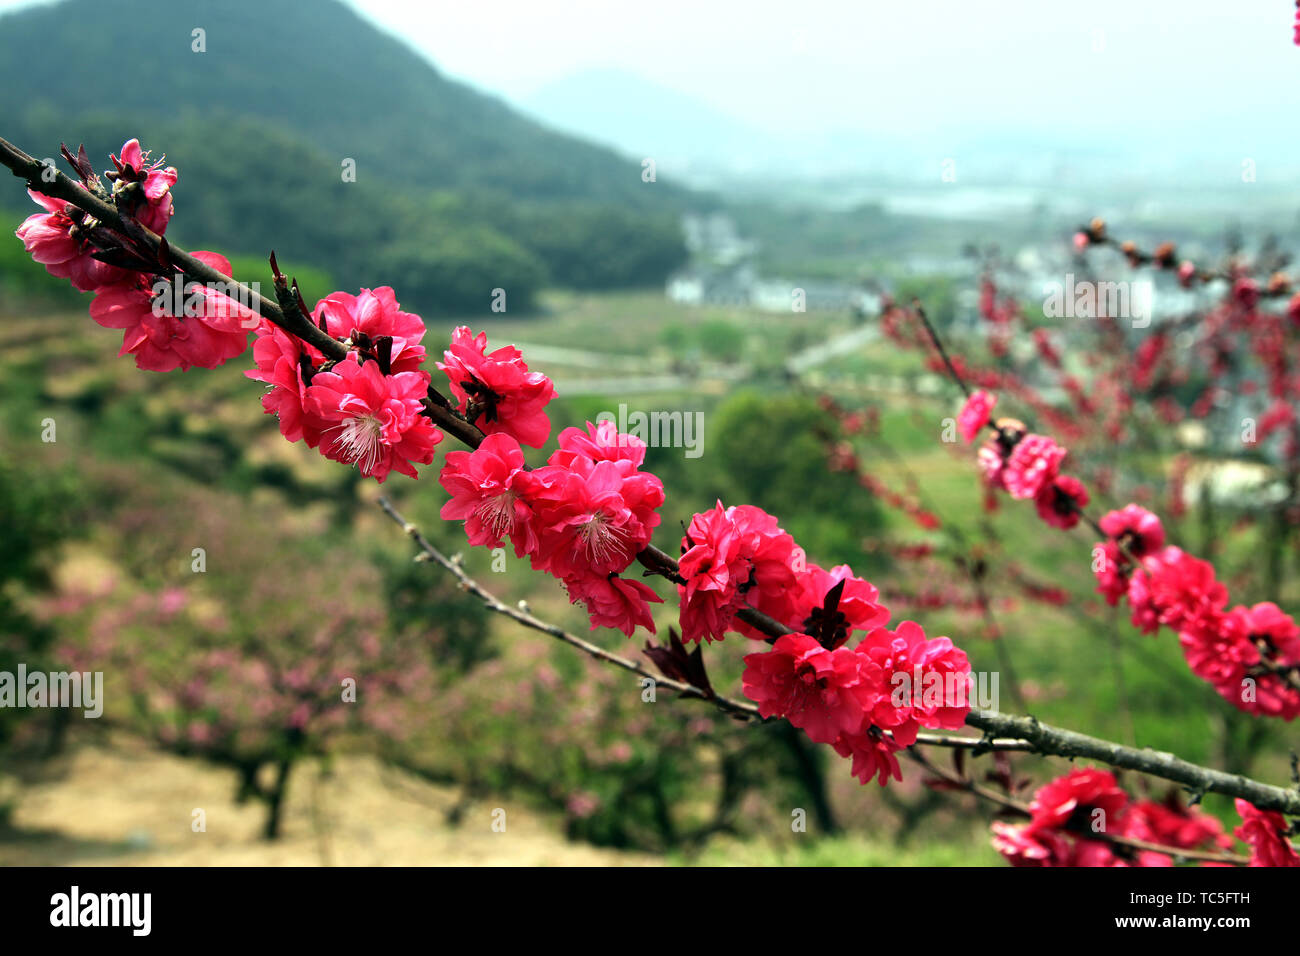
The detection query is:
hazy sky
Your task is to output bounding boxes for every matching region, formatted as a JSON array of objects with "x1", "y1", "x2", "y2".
[
  {"x1": 340, "y1": 0, "x2": 1298, "y2": 145},
  {"x1": 1, "y1": 0, "x2": 1296, "y2": 150}
]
